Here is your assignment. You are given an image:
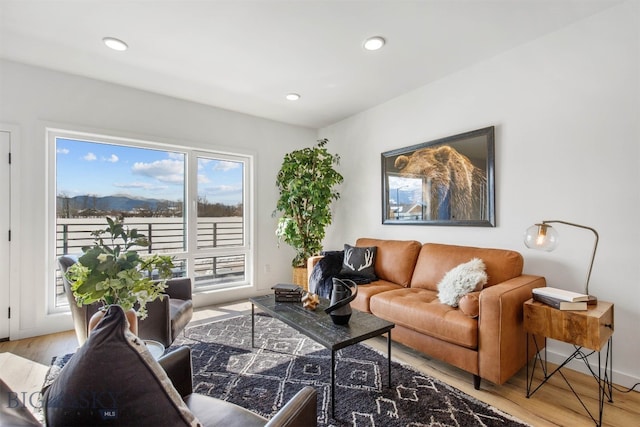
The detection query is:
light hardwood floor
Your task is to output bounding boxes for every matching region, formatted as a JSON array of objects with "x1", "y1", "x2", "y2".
[{"x1": 1, "y1": 300, "x2": 638, "y2": 426}]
